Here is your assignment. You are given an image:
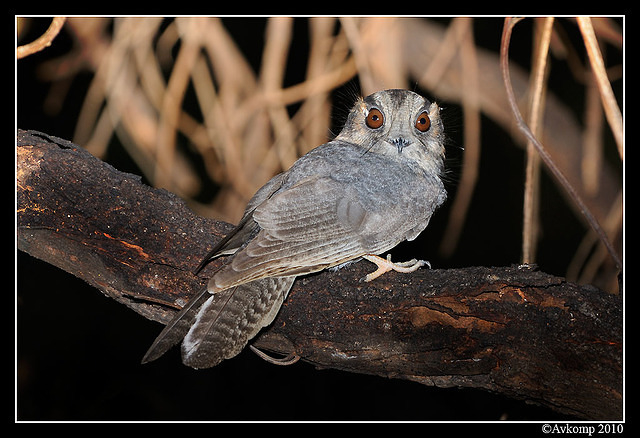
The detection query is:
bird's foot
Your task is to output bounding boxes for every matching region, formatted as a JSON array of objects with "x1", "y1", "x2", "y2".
[{"x1": 362, "y1": 254, "x2": 430, "y2": 282}]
